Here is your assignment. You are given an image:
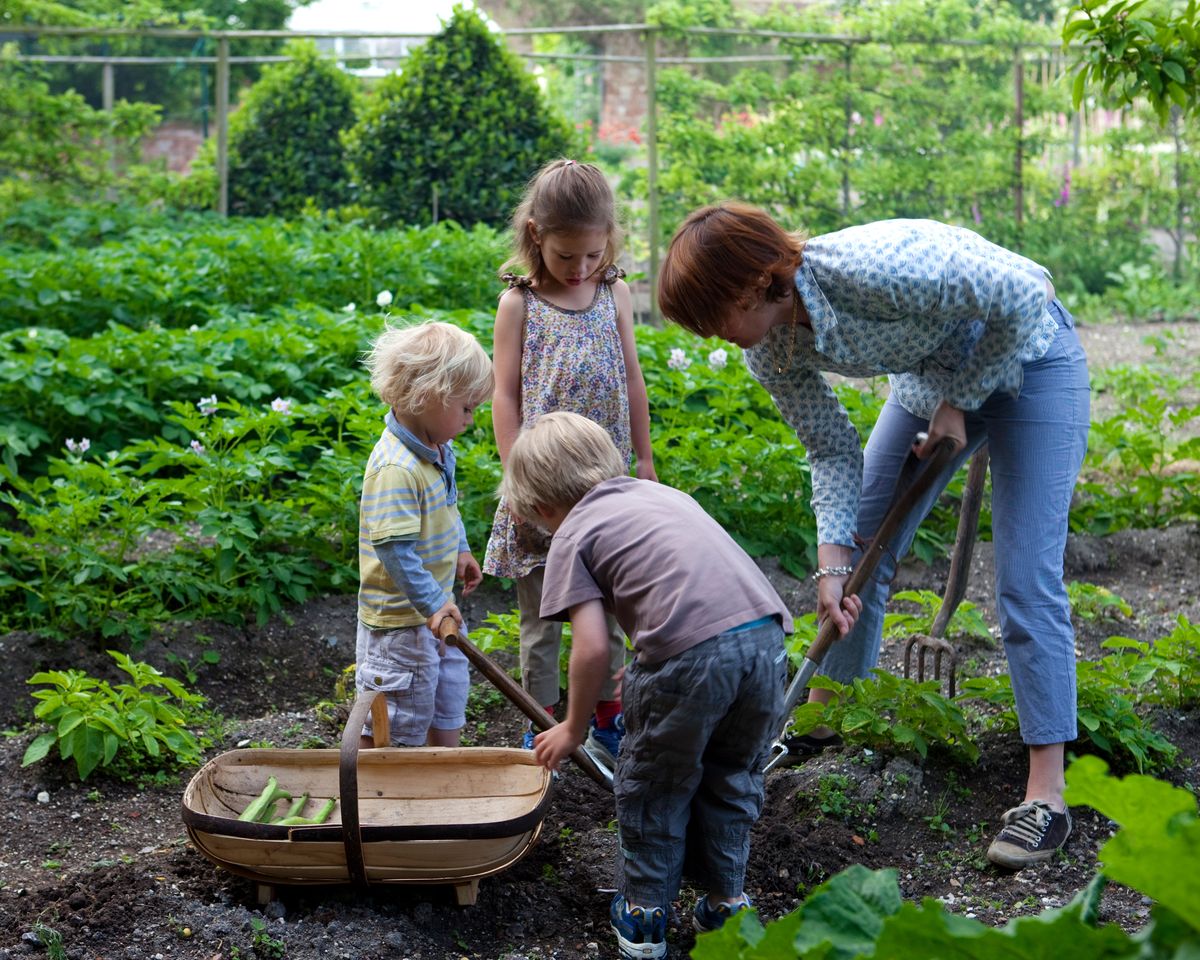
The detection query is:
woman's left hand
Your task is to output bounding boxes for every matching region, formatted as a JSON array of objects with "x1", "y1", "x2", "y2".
[{"x1": 915, "y1": 400, "x2": 966, "y2": 459}]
